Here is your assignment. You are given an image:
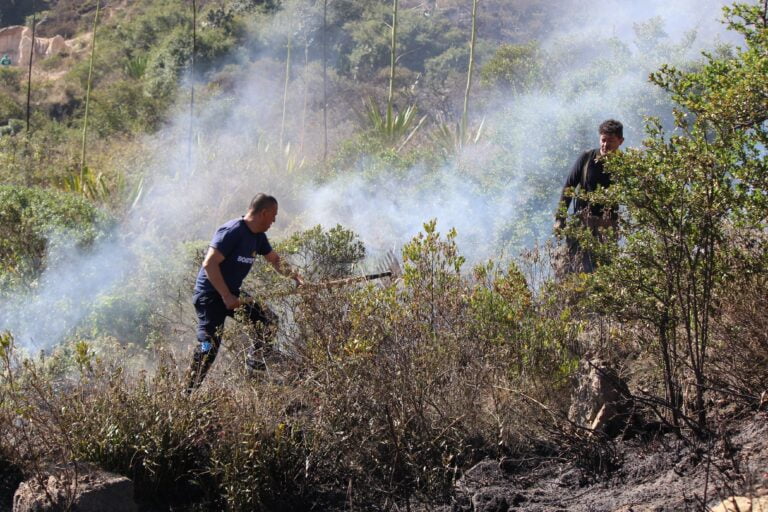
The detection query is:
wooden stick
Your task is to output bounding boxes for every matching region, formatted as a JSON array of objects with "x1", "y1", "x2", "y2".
[
  {"x1": 315, "y1": 271, "x2": 393, "y2": 288},
  {"x1": 240, "y1": 271, "x2": 394, "y2": 304}
]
